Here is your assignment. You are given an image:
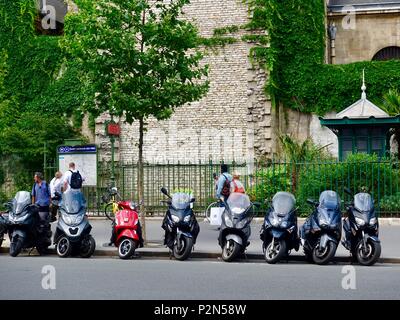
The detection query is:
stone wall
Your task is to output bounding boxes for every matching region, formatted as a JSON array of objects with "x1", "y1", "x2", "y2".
[{"x1": 95, "y1": 0, "x2": 273, "y2": 164}]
